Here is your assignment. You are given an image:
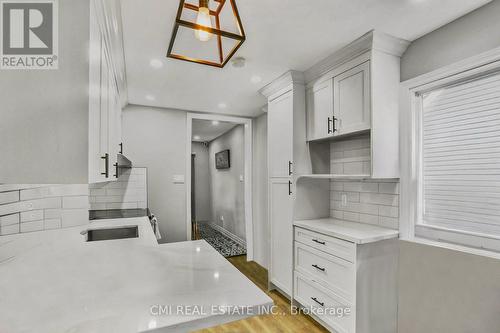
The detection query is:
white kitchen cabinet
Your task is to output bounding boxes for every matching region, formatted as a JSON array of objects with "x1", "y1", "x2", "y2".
[
  {"x1": 268, "y1": 91, "x2": 294, "y2": 178},
  {"x1": 304, "y1": 30, "x2": 409, "y2": 178},
  {"x1": 260, "y1": 71, "x2": 310, "y2": 297},
  {"x1": 307, "y1": 79, "x2": 334, "y2": 141},
  {"x1": 88, "y1": 0, "x2": 124, "y2": 183},
  {"x1": 269, "y1": 178, "x2": 294, "y2": 295},
  {"x1": 292, "y1": 220, "x2": 399, "y2": 333},
  {"x1": 333, "y1": 61, "x2": 370, "y2": 135}
]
